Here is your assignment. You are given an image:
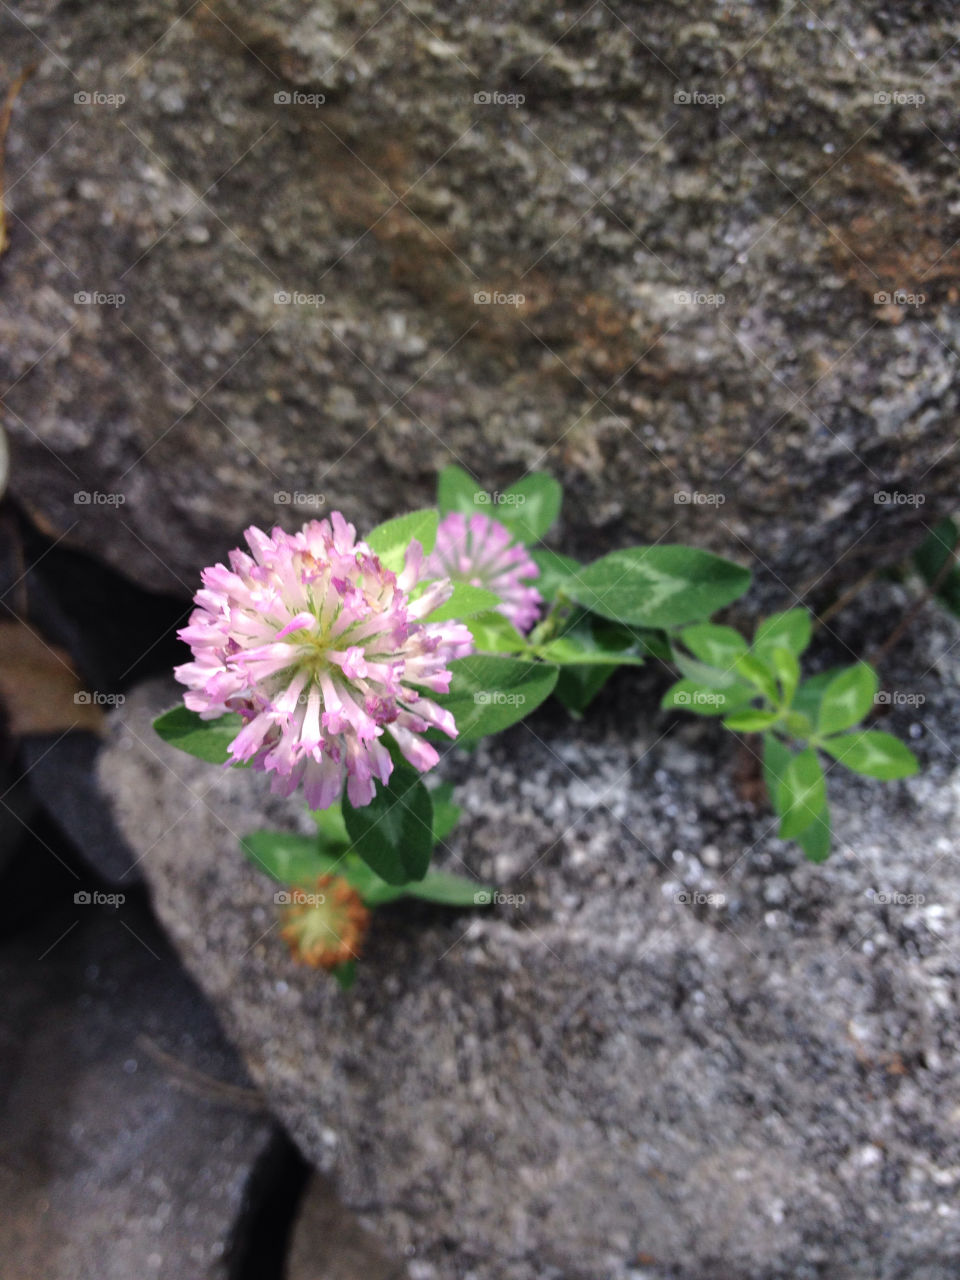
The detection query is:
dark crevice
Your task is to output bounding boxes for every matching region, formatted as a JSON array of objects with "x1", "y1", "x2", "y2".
[{"x1": 230, "y1": 1131, "x2": 311, "y2": 1280}]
